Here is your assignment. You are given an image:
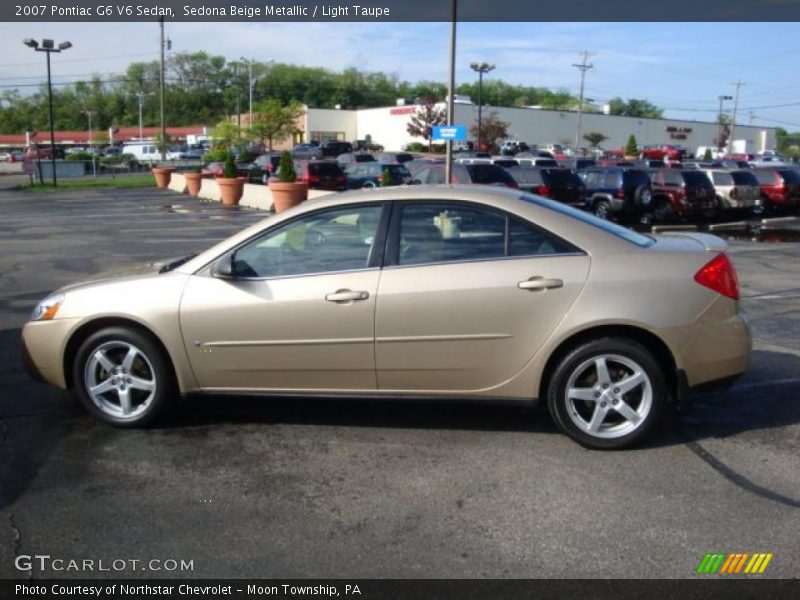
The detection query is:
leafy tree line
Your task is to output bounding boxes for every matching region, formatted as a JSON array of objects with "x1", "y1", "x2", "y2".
[{"x1": 0, "y1": 51, "x2": 668, "y2": 136}]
